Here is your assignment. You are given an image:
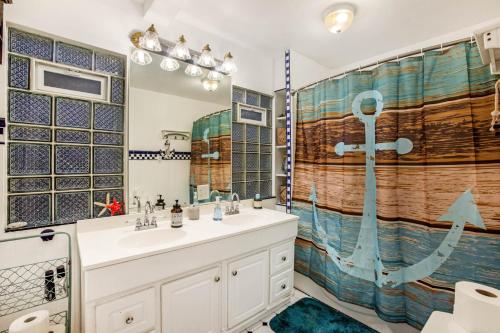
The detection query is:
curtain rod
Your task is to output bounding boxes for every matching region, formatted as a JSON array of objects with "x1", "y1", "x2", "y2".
[{"x1": 298, "y1": 36, "x2": 476, "y2": 92}]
